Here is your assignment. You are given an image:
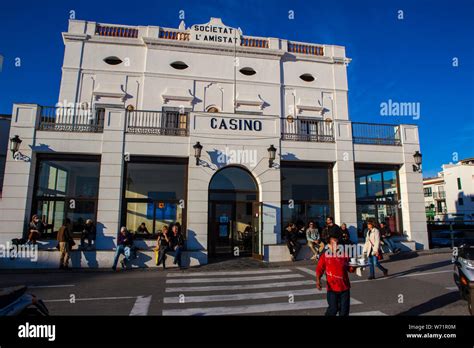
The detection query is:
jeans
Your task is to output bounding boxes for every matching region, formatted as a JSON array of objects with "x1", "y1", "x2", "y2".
[
  {"x1": 325, "y1": 290, "x2": 350, "y2": 316},
  {"x1": 383, "y1": 238, "x2": 397, "y2": 252},
  {"x1": 112, "y1": 244, "x2": 131, "y2": 269},
  {"x1": 173, "y1": 246, "x2": 183, "y2": 266},
  {"x1": 368, "y1": 254, "x2": 387, "y2": 278}
]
